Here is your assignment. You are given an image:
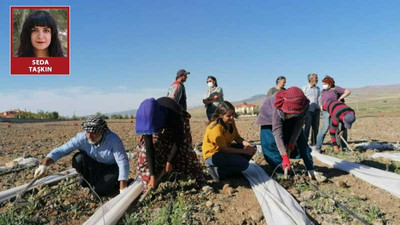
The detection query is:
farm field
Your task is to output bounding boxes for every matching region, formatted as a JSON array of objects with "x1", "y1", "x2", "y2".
[{"x1": 0, "y1": 115, "x2": 400, "y2": 224}]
